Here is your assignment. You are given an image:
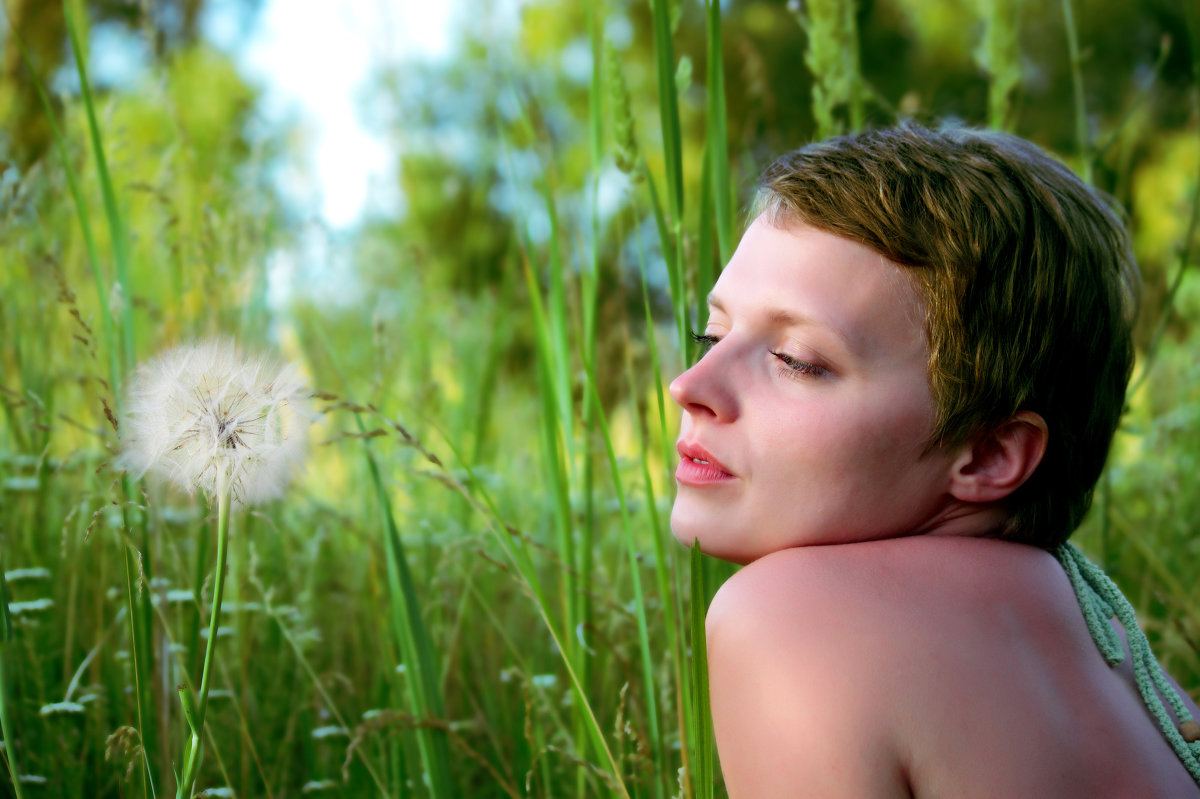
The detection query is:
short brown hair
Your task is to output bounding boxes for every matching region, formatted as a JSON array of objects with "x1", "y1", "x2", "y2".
[{"x1": 756, "y1": 123, "x2": 1140, "y2": 549}]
